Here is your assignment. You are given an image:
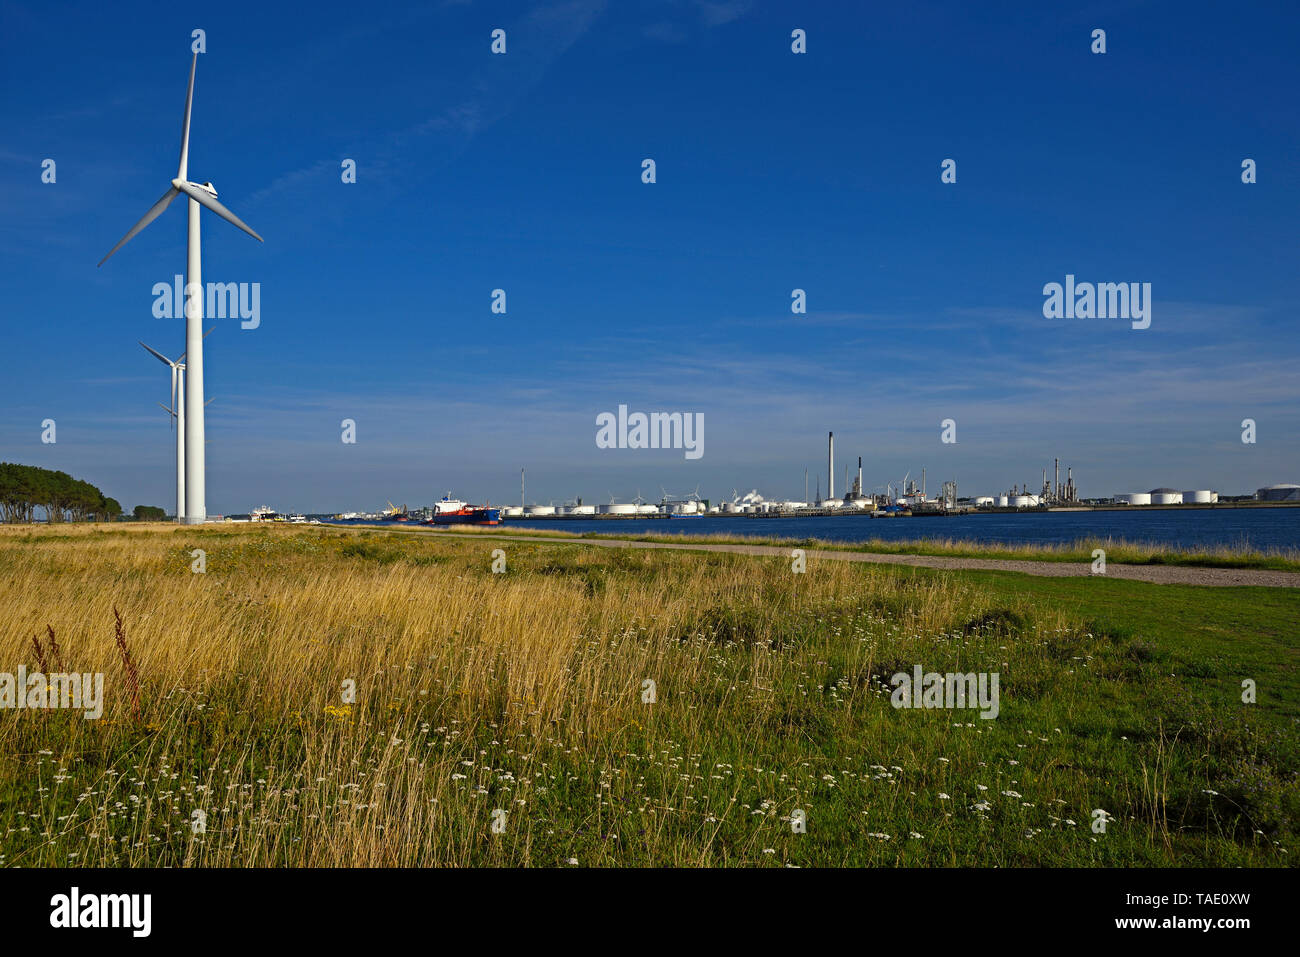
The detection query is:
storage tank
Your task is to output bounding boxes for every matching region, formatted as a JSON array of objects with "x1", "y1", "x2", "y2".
[
  {"x1": 1114, "y1": 493, "x2": 1151, "y2": 505},
  {"x1": 1149, "y1": 488, "x2": 1183, "y2": 505},
  {"x1": 501, "y1": 506, "x2": 524, "y2": 517},
  {"x1": 817, "y1": 499, "x2": 842, "y2": 509},
  {"x1": 1012, "y1": 495, "x2": 1037, "y2": 508},
  {"x1": 524, "y1": 505, "x2": 556, "y2": 516},
  {"x1": 570, "y1": 504, "x2": 596, "y2": 515},
  {"x1": 1257, "y1": 484, "x2": 1300, "y2": 502},
  {"x1": 996, "y1": 495, "x2": 1010, "y2": 508},
  {"x1": 974, "y1": 496, "x2": 994, "y2": 507},
  {"x1": 1182, "y1": 490, "x2": 1216, "y2": 504},
  {"x1": 636, "y1": 503, "x2": 660, "y2": 515},
  {"x1": 598, "y1": 503, "x2": 639, "y2": 515}
]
